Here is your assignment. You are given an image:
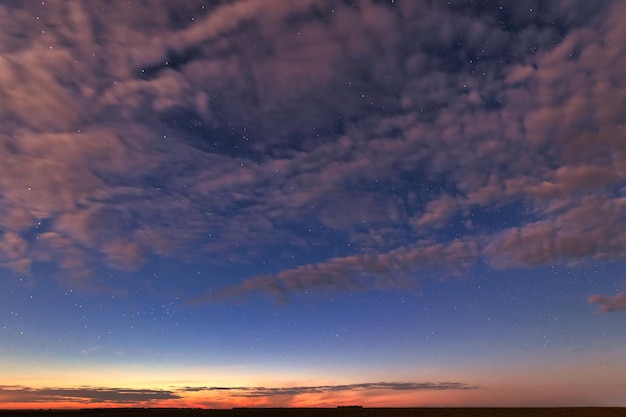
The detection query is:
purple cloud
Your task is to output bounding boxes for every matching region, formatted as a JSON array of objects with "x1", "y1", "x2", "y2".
[
  {"x1": 190, "y1": 239, "x2": 478, "y2": 302},
  {"x1": 0, "y1": 0, "x2": 625, "y2": 299}
]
